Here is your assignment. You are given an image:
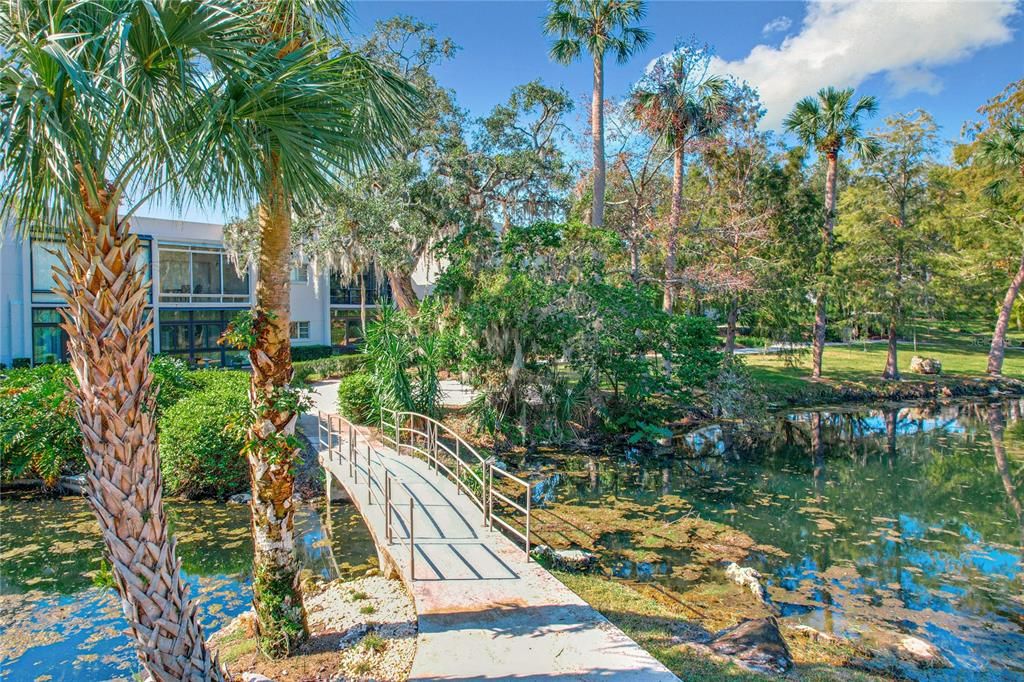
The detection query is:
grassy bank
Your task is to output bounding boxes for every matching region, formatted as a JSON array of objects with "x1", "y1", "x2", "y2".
[
  {"x1": 743, "y1": 328, "x2": 1024, "y2": 406},
  {"x1": 555, "y1": 571, "x2": 886, "y2": 681}
]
